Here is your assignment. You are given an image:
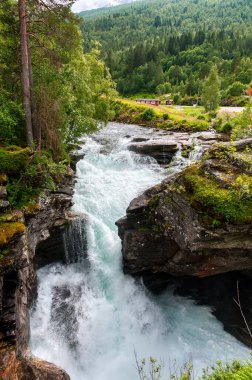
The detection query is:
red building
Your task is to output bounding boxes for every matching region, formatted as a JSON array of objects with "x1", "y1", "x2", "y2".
[
  {"x1": 165, "y1": 99, "x2": 173, "y2": 105},
  {"x1": 136, "y1": 98, "x2": 161, "y2": 106}
]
